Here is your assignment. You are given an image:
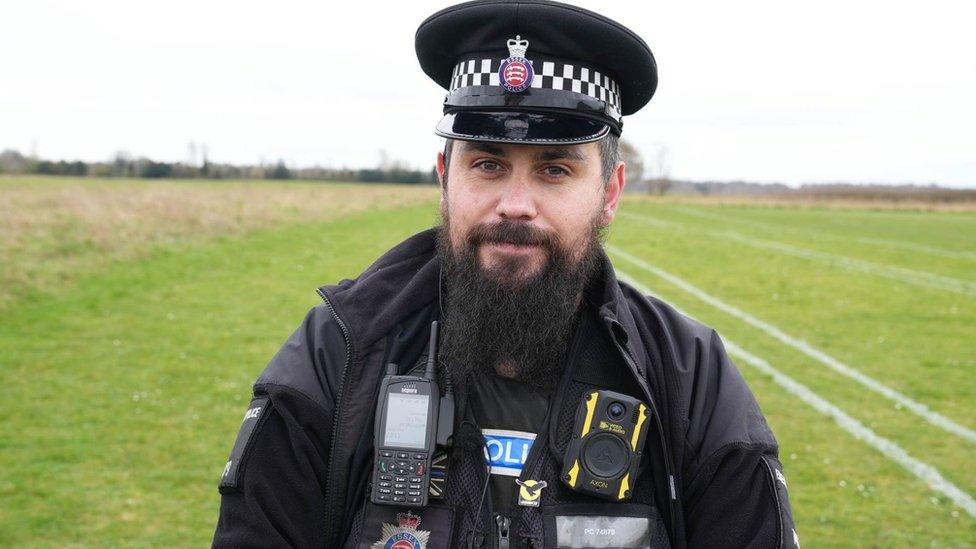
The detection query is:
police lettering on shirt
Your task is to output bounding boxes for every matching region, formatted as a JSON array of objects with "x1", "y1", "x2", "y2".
[
  {"x1": 218, "y1": 395, "x2": 270, "y2": 491},
  {"x1": 481, "y1": 428, "x2": 536, "y2": 477}
]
